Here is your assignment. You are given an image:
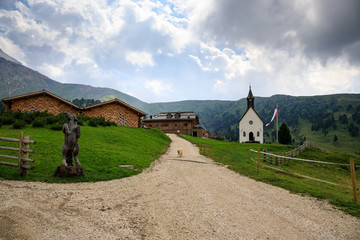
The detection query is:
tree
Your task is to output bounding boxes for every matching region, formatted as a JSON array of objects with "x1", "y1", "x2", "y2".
[
  {"x1": 278, "y1": 123, "x2": 292, "y2": 145},
  {"x1": 333, "y1": 135, "x2": 338, "y2": 142}
]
